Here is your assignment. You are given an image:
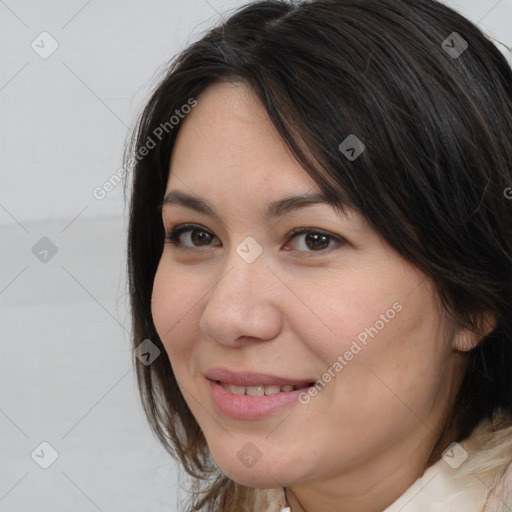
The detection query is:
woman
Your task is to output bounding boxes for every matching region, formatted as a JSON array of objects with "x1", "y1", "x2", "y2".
[{"x1": 124, "y1": 1, "x2": 512, "y2": 510}]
